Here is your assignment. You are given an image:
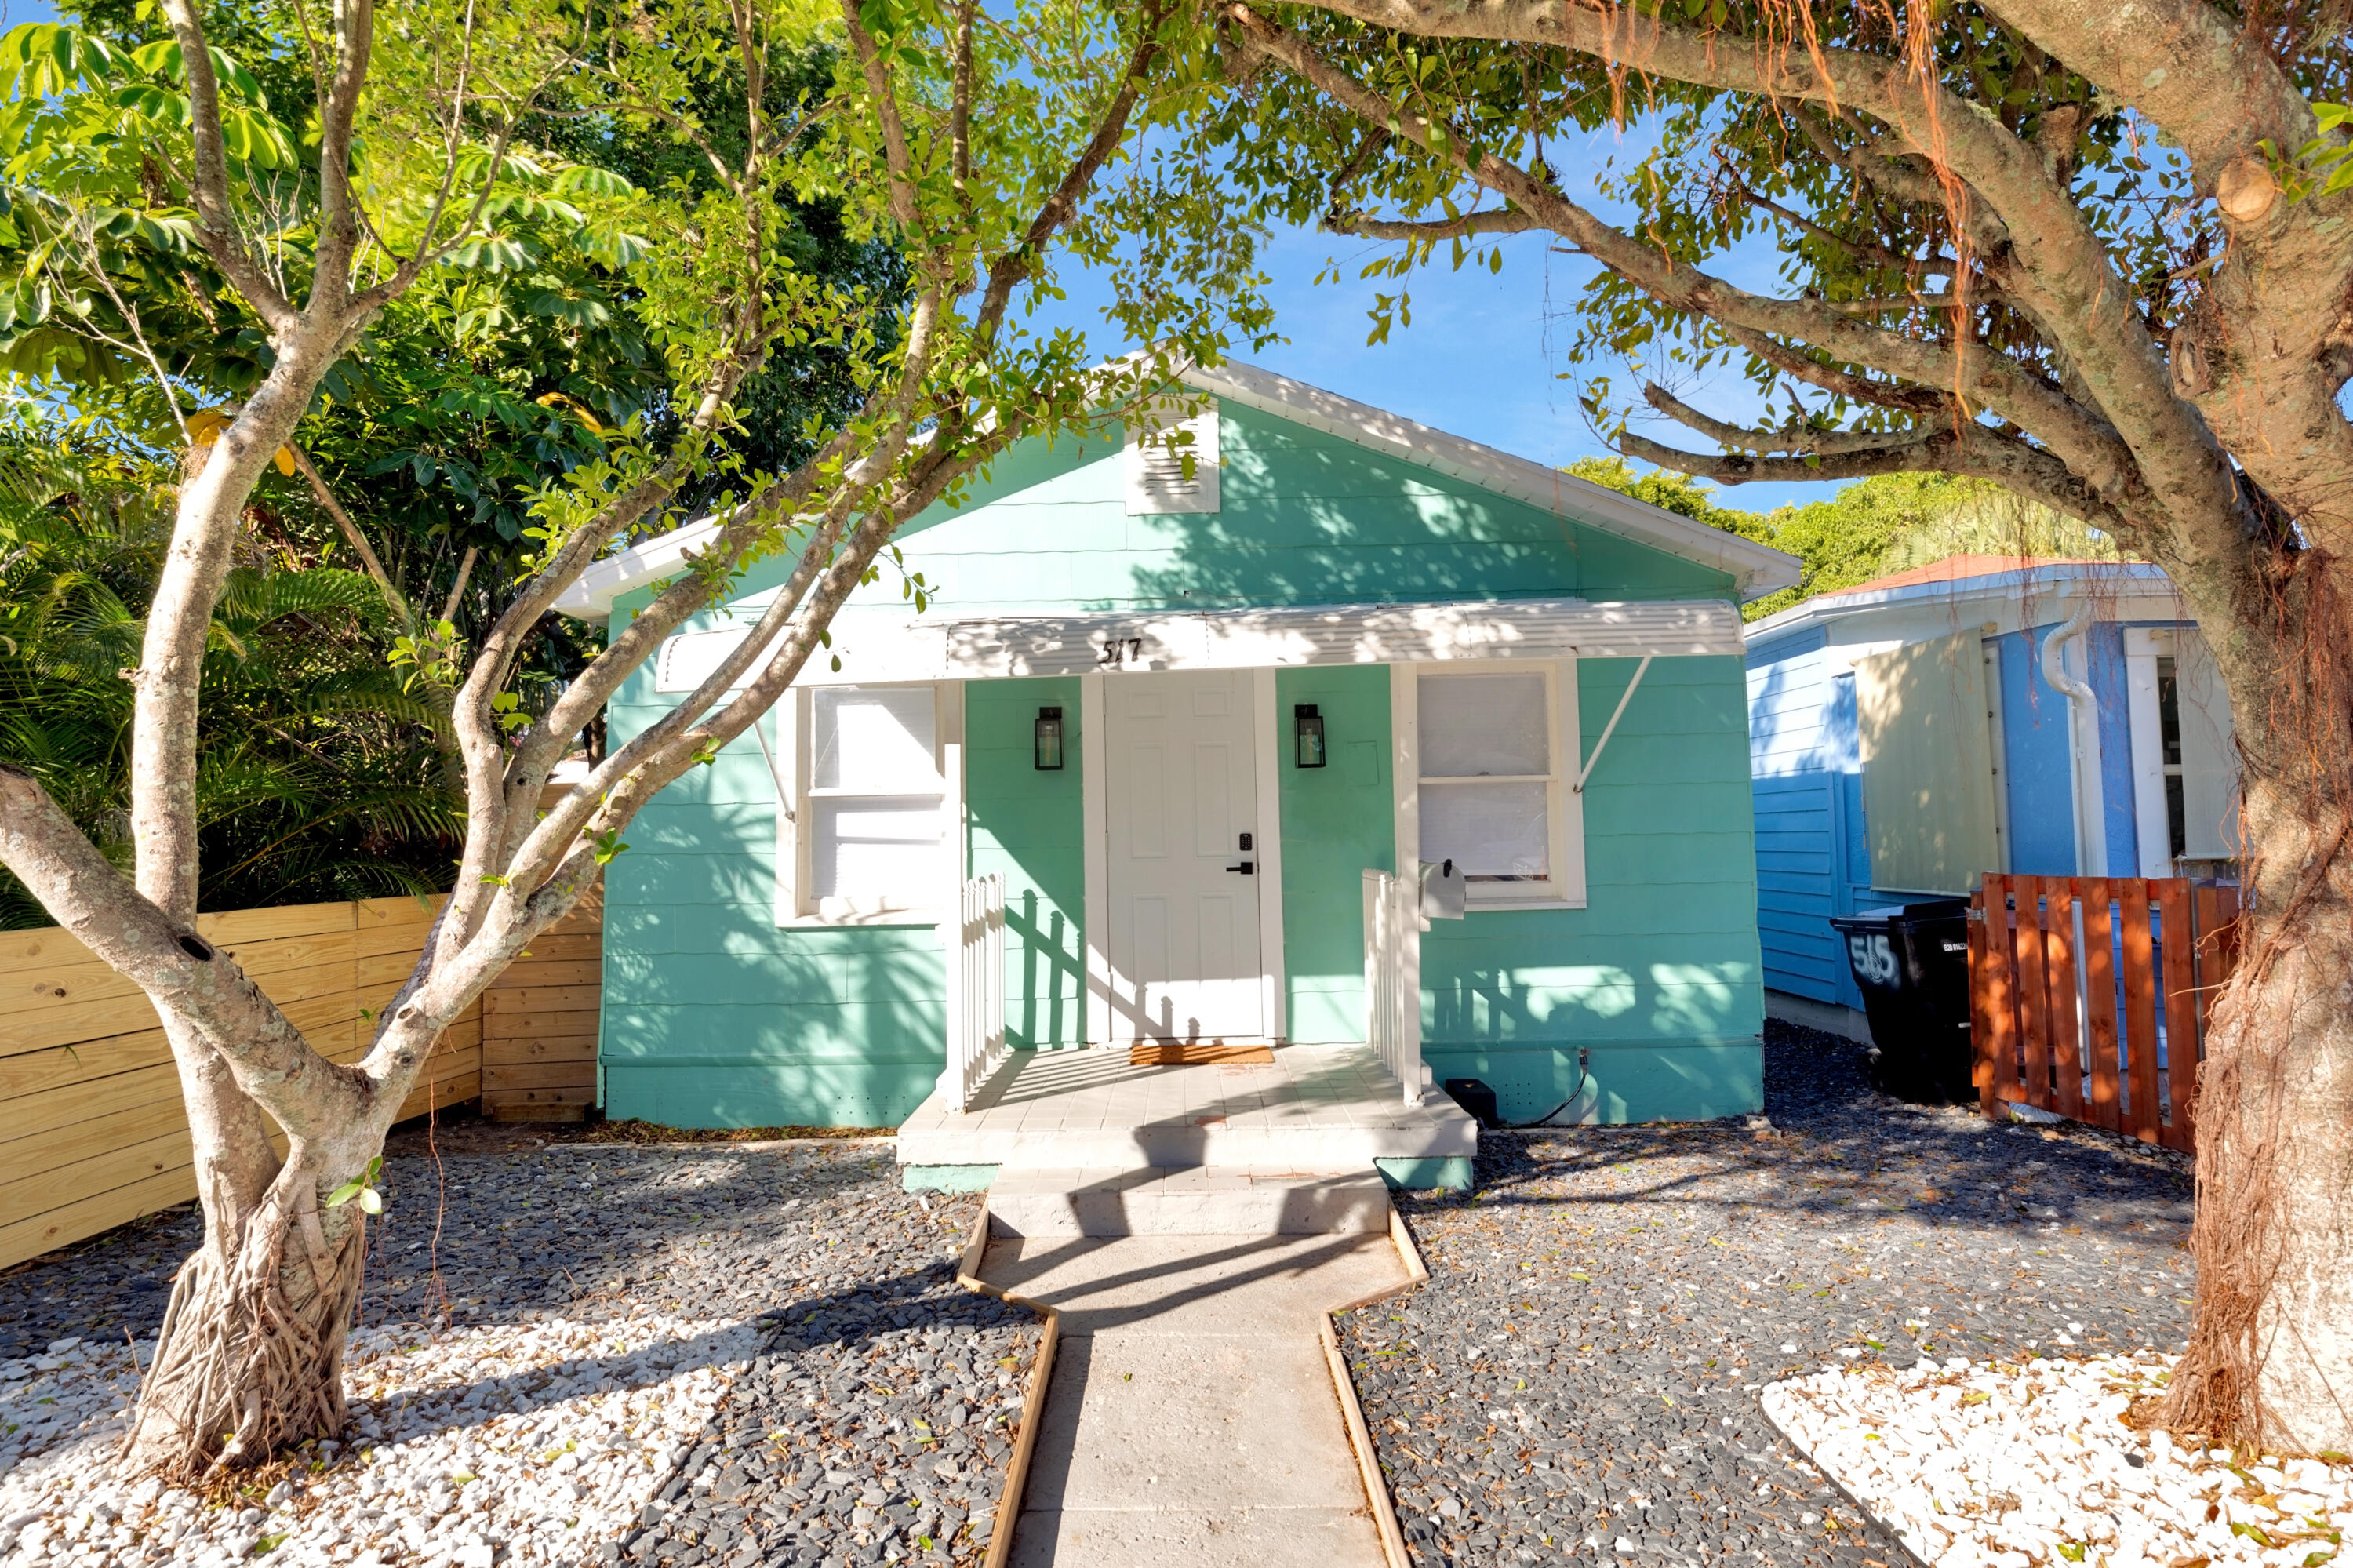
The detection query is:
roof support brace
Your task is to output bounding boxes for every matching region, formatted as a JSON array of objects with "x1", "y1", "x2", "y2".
[{"x1": 1574, "y1": 653, "x2": 1653, "y2": 795}]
